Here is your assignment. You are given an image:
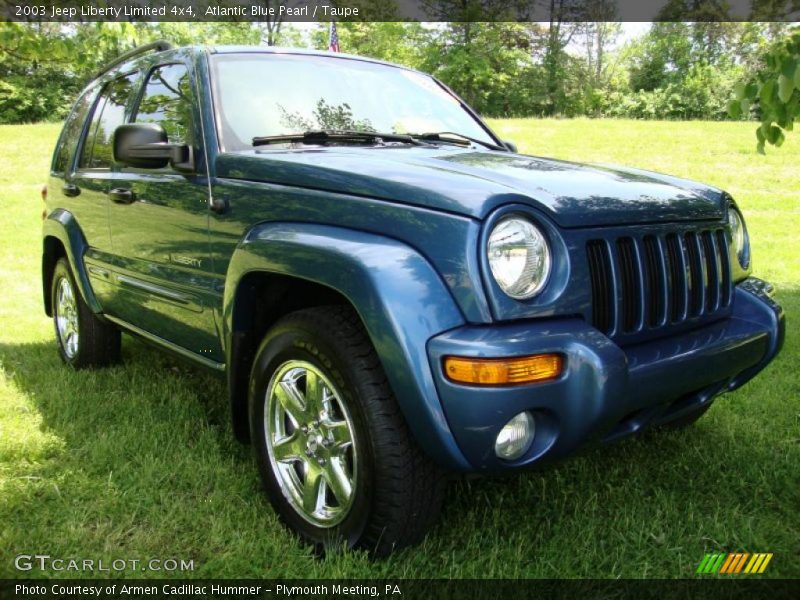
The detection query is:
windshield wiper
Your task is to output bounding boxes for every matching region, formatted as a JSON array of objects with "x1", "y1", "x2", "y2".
[
  {"x1": 409, "y1": 131, "x2": 507, "y2": 151},
  {"x1": 252, "y1": 130, "x2": 425, "y2": 147}
]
